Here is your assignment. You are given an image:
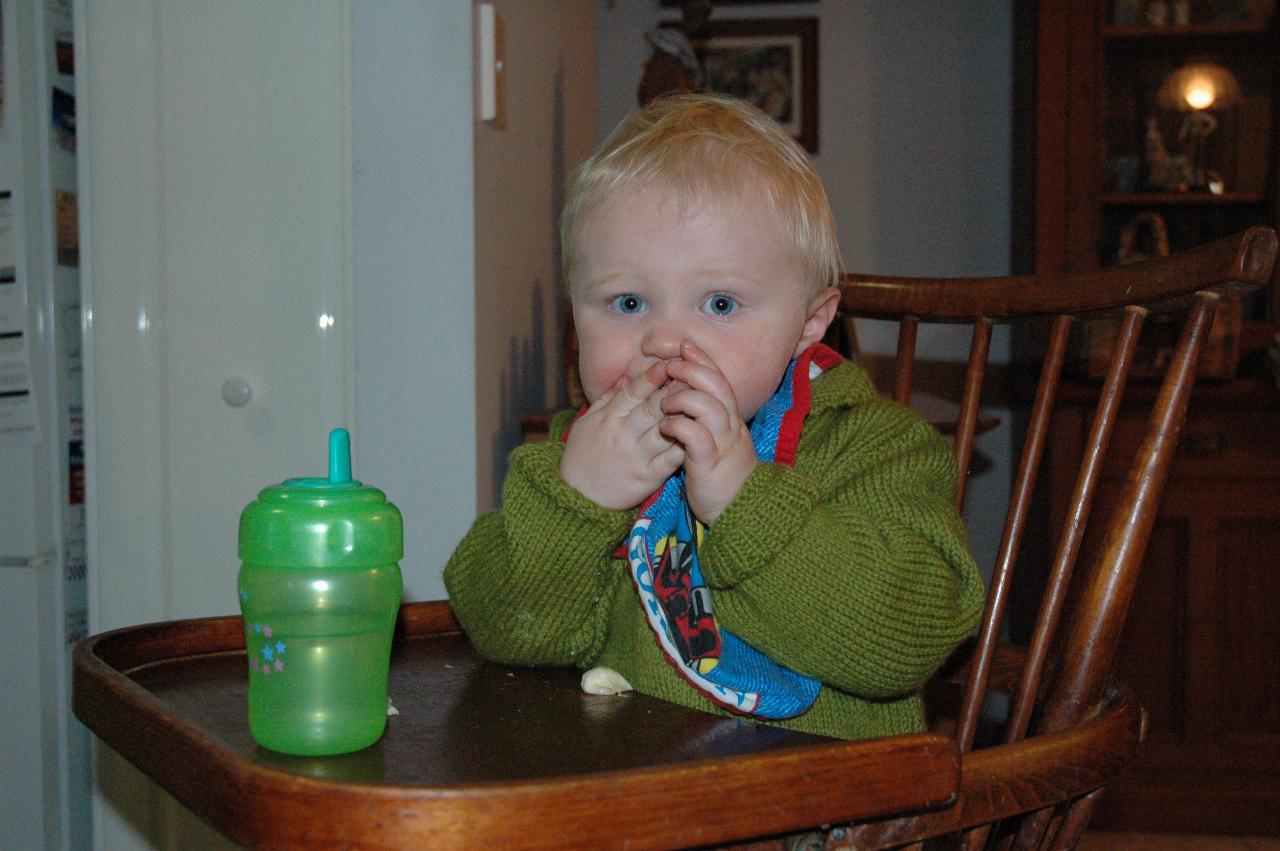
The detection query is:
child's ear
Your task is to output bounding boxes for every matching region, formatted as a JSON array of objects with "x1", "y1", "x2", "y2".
[{"x1": 793, "y1": 287, "x2": 842, "y2": 357}]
